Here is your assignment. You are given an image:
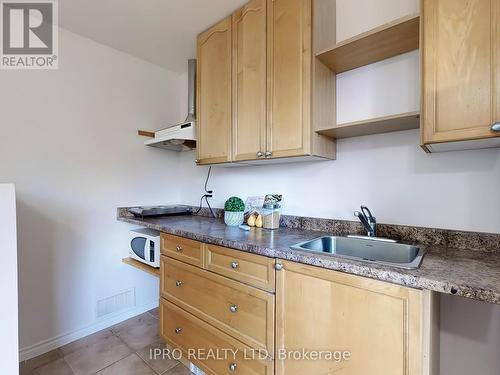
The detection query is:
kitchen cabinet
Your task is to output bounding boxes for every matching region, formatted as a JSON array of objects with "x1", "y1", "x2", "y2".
[
  {"x1": 421, "y1": 0, "x2": 500, "y2": 152},
  {"x1": 232, "y1": 0, "x2": 267, "y2": 161},
  {"x1": 205, "y1": 243, "x2": 276, "y2": 292},
  {"x1": 275, "y1": 260, "x2": 437, "y2": 375},
  {"x1": 161, "y1": 256, "x2": 275, "y2": 353},
  {"x1": 161, "y1": 300, "x2": 274, "y2": 375},
  {"x1": 266, "y1": 0, "x2": 312, "y2": 158},
  {"x1": 159, "y1": 236, "x2": 438, "y2": 375},
  {"x1": 196, "y1": 0, "x2": 336, "y2": 165},
  {"x1": 161, "y1": 233, "x2": 205, "y2": 268},
  {"x1": 196, "y1": 16, "x2": 232, "y2": 164},
  {"x1": 160, "y1": 237, "x2": 276, "y2": 373}
]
